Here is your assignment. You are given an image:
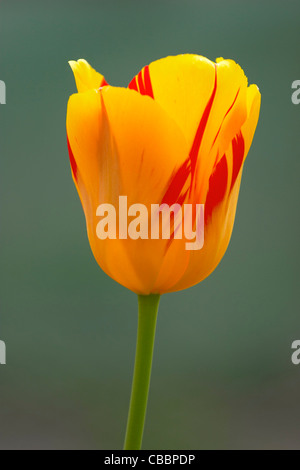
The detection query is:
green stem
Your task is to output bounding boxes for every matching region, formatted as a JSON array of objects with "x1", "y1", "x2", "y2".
[{"x1": 124, "y1": 294, "x2": 160, "y2": 450}]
